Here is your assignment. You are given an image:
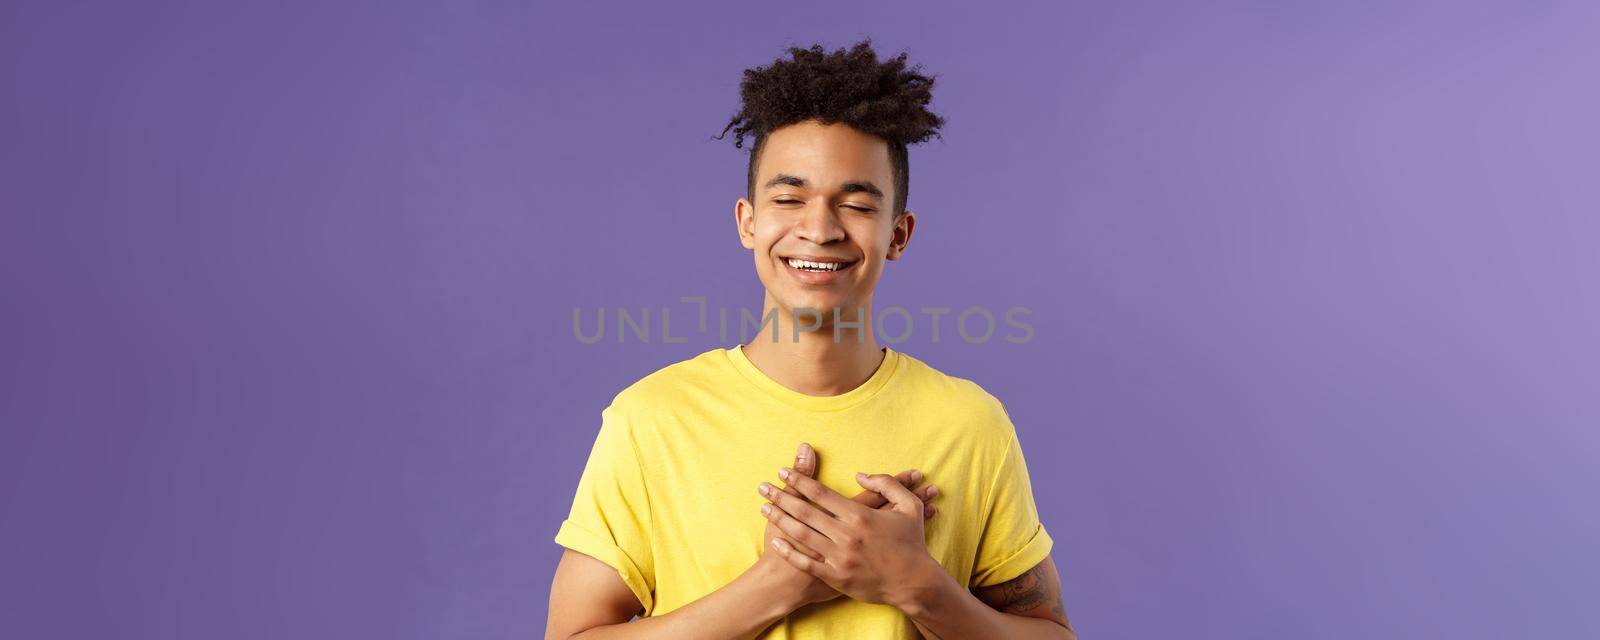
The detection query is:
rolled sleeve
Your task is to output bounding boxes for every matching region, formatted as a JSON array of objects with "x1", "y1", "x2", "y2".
[
  {"x1": 555, "y1": 519, "x2": 655, "y2": 613},
  {"x1": 968, "y1": 404, "x2": 1055, "y2": 588},
  {"x1": 555, "y1": 402, "x2": 656, "y2": 614},
  {"x1": 970, "y1": 522, "x2": 1054, "y2": 587}
]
